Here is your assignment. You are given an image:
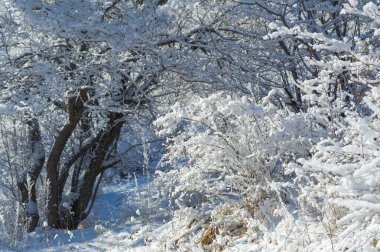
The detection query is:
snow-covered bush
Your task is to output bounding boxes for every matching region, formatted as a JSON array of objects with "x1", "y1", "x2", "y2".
[
  {"x1": 272, "y1": 2, "x2": 380, "y2": 250},
  {"x1": 156, "y1": 93, "x2": 301, "y2": 197},
  {"x1": 154, "y1": 92, "x2": 326, "y2": 248},
  {"x1": 147, "y1": 203, "x2": 265, "y2": 251},
  {"x1": 153, "y1": 0, "x2": 380, "y2": 241},
  {"x1": 286, "y1": 86, "x2": 380, "y2": 251}
]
